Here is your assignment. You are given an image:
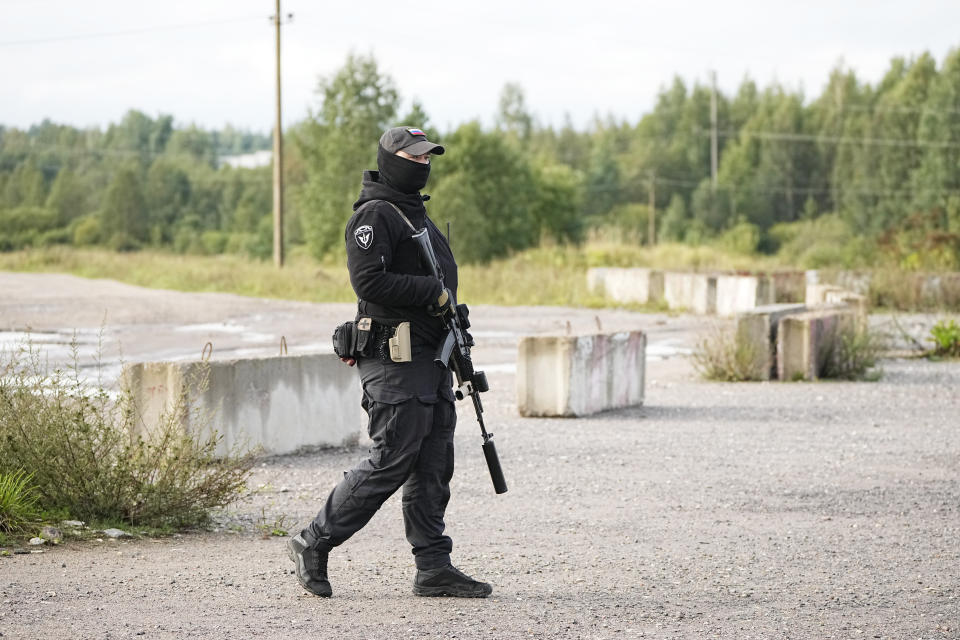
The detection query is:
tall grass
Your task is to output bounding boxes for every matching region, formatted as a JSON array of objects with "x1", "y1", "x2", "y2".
[
  {"x1": 0, "y1": 243, "x2": 776, "y2": 307},
  {"x1": 819, "y1": 323, "x2": 886, "y2": 381},
  {"x1": 0, "y1": 246, "x2": 355, "y2": 303},
  {"x1": 691, "y1": 322, "x2": 768, "y2": 382},
  {"x1": 0, "y1": 470, "x2": 40, "y2": 537}
]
